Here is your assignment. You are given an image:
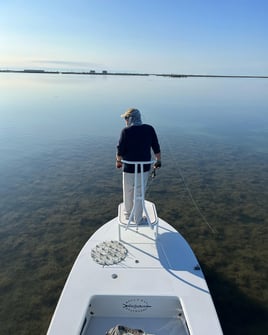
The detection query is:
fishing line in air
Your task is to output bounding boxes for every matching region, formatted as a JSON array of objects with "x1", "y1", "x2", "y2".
[
  {"x1": 142, "y1": 113, "x2": 215, "y2": 234},
  {"x1": 163, "y1": 134, "x2": 216, "y2": 234}
]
